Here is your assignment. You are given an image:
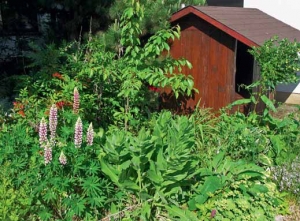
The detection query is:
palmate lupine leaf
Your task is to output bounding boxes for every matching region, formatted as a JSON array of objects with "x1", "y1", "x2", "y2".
[
  {"x1": 81, "y1": 176, "x2": 102, "y2": 197},
  {"x1": 85, "y1": 161, "x2": 100, "y2": 176},
  {"x1": 65, "y1": 195, "x2": 86, "y2": 217},
  {"x1": 43, "y1": 189, "x2": 57, "y2": 203},
  {"x1": 86, "y1": 196, "x2": 106, "y2": 208}
]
